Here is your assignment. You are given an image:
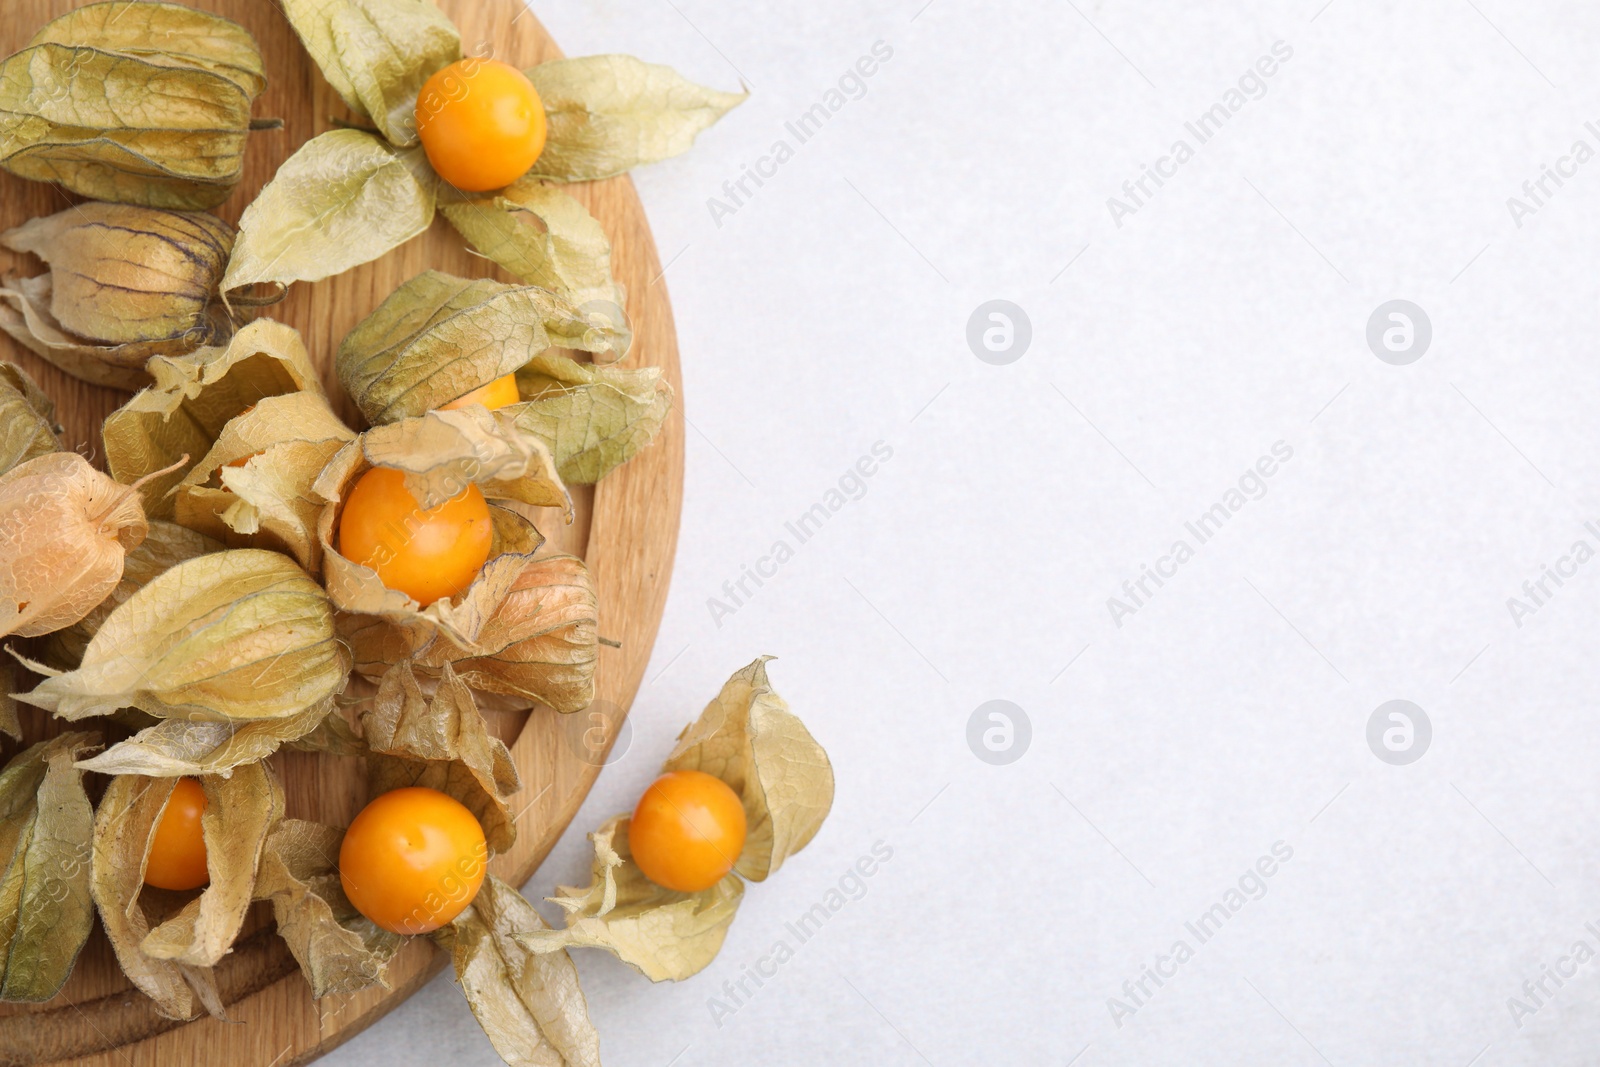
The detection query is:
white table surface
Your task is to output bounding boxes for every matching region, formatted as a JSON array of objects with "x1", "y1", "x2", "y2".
[{"x1": 325, "y1": 1, "x2": 1600, "y2": 1064}]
